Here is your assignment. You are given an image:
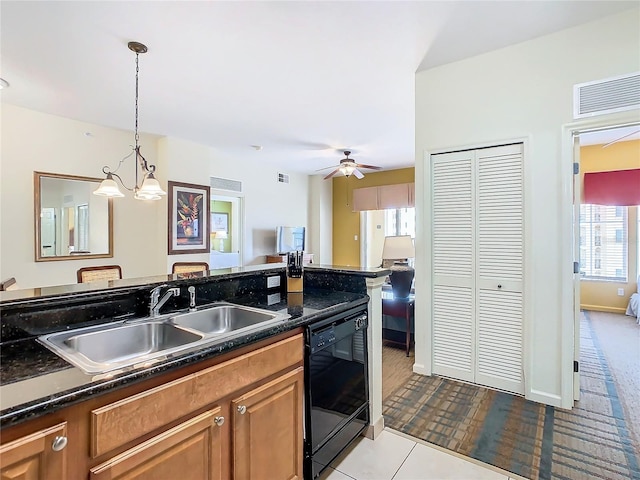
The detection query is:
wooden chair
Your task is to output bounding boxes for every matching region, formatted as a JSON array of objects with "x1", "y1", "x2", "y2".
[
  {"x1": 172, "y1": 262, "x2": 209, "y2": 275},
  {"x1": 0, "y1": 277, "x2": 18, "y2": 291},
  {"x1": 77, "y1": 265, "x2": 122, "y2": 283}
]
